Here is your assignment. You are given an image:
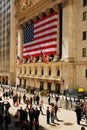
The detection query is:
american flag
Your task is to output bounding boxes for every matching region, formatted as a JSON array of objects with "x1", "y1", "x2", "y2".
[
  {"x1": 17, "y1": 56, "x2": 23, "y2": 64},
  {"x1": 41, "y1": 51, "x2": 49, "y2": 64},
  {"x1": 23, "y1": 12, "x2": 58, "y2": 58}
]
